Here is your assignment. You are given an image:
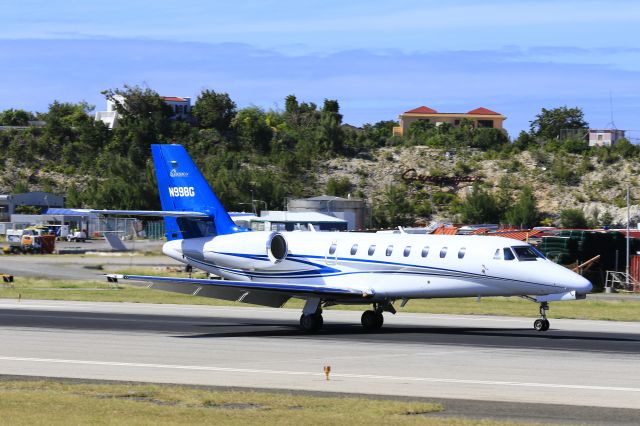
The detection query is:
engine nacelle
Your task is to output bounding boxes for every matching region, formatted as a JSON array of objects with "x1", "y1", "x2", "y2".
[{"x1": 204, "y1": 231, "x2": 288, "y2": 269}]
